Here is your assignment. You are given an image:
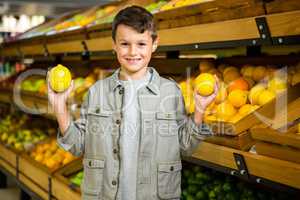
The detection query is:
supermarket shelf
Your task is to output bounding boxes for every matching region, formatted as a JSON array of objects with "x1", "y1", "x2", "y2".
[
  {"x1": 188, "y1": 142, "x2": 300, "y2": 192},
  {"x1": 2, "y1": 6, "x2": 300, "y2": 57}
]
